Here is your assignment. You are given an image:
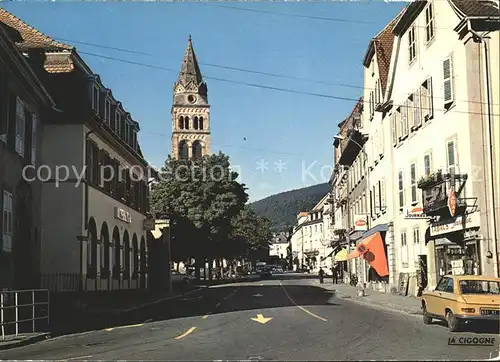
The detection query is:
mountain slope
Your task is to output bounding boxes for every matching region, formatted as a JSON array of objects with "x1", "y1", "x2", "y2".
[{"x1": 249, "y1": 183, "x2": 330, "y2": 232}]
